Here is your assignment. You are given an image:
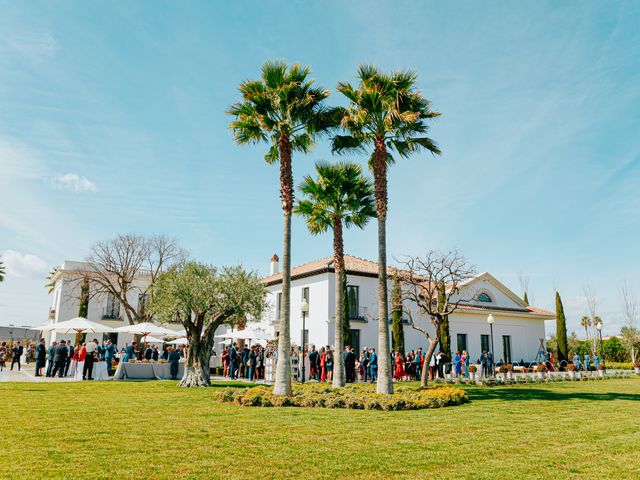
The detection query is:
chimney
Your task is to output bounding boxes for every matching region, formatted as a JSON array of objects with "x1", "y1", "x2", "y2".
[{"x1": 270, "y1": 254, "x2": 280, "y2": 275}]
